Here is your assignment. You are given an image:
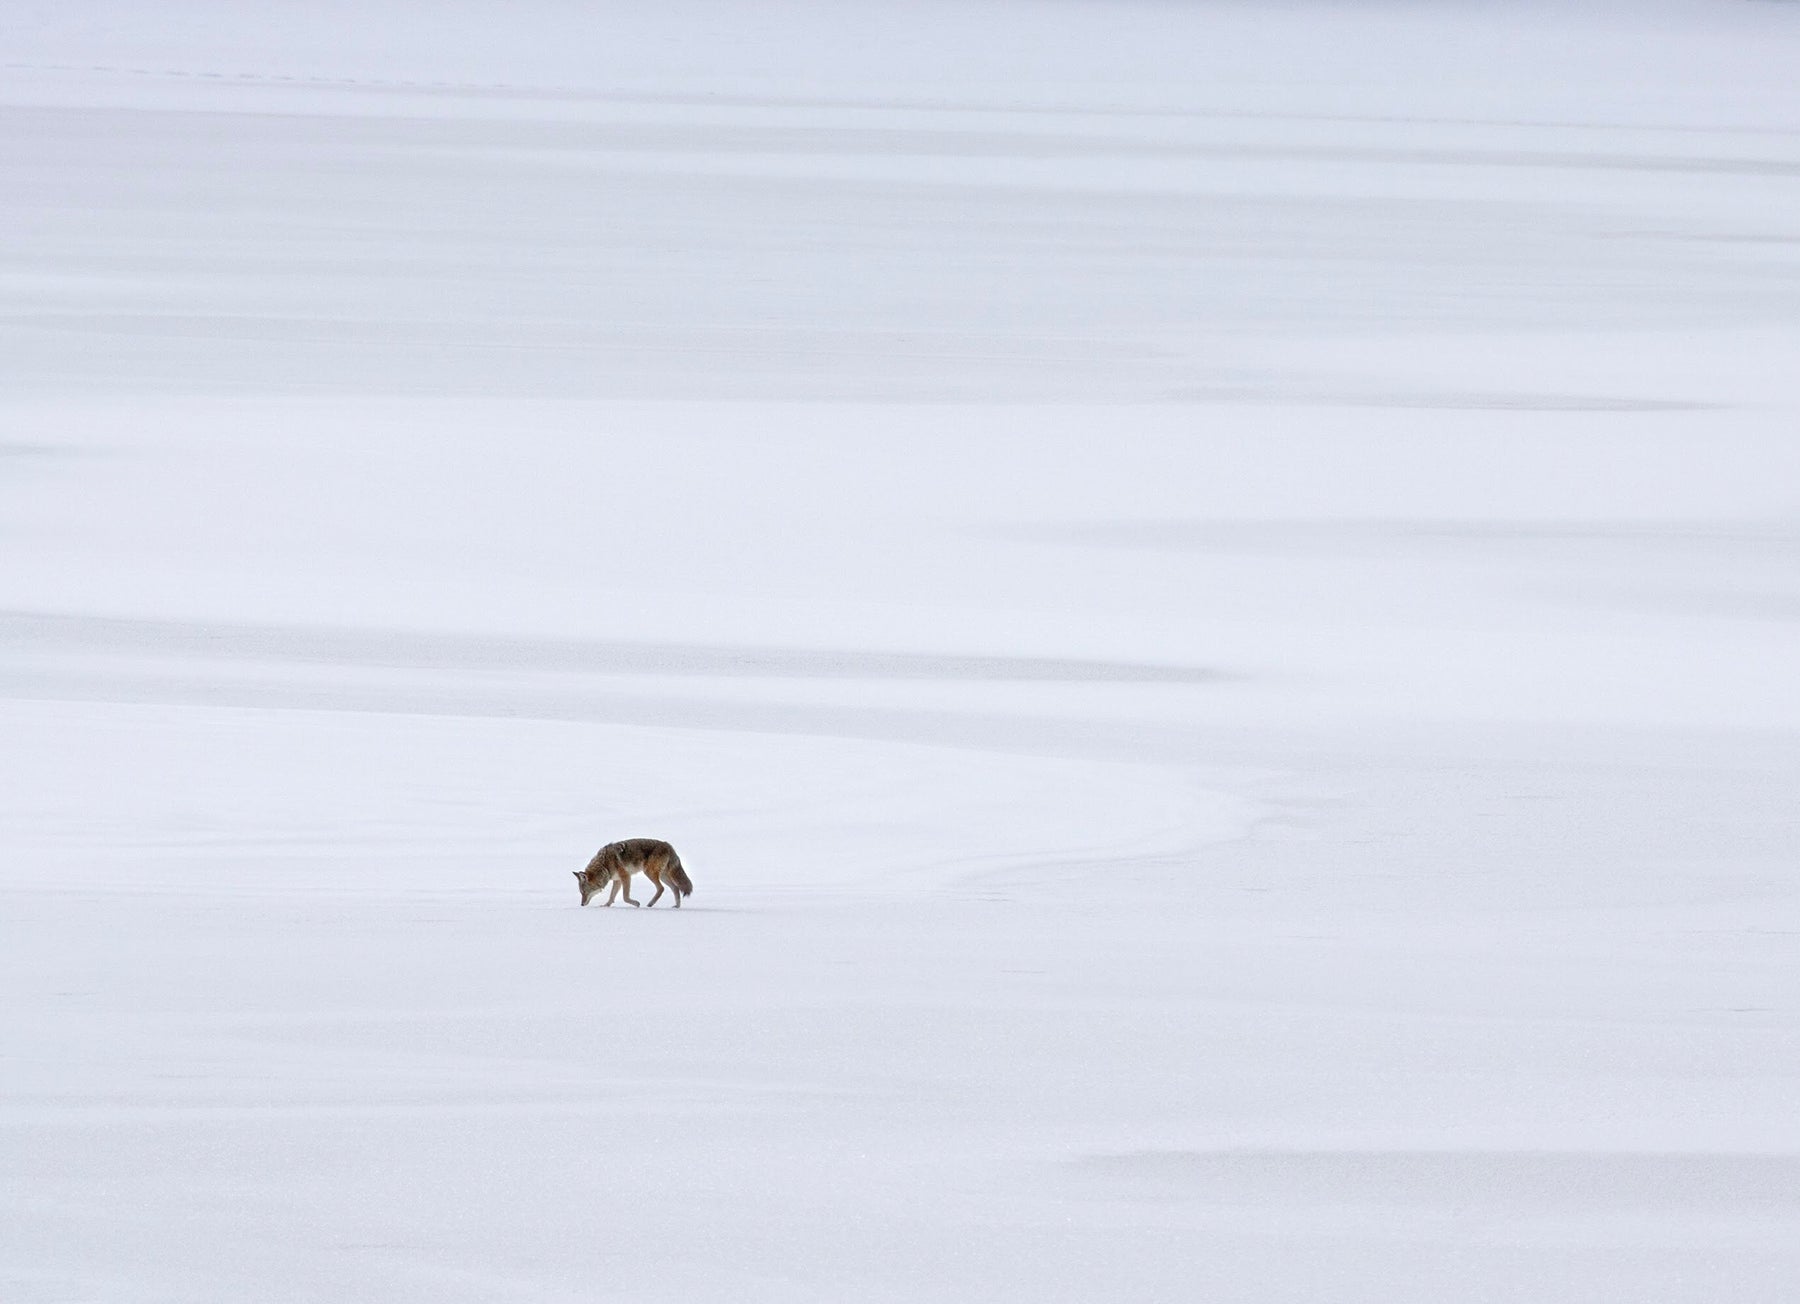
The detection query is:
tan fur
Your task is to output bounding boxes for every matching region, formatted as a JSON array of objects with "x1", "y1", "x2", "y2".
[{"x1": 574, "y1": 838, "x2": 693, "y2": 908}]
